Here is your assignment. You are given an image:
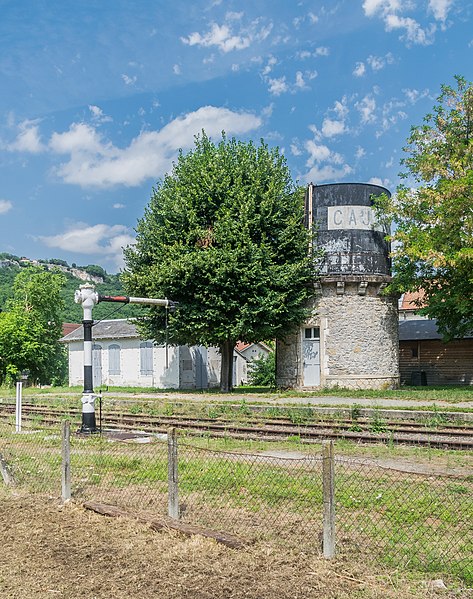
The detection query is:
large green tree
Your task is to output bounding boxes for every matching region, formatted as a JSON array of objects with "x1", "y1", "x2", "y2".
[
  {"x1": 378, "y1": 76, "x2": 473, "y2": 339},
  {"x1": 123, "y1": 133, "x2": 316, "y2": 391},
  {"x1": 0, "y1": 267, "x2": 67, "y2": 385}
]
